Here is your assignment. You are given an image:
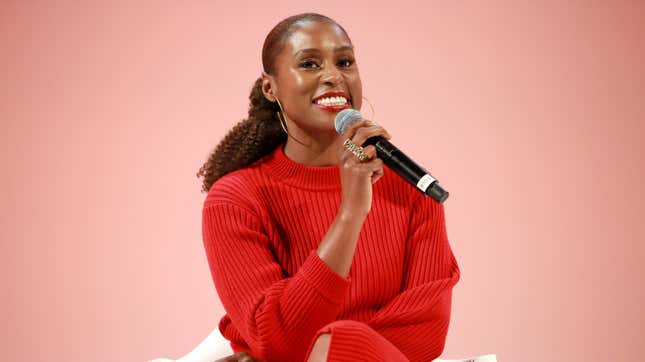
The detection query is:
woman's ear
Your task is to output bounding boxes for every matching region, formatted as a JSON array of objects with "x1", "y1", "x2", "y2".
[{"x1": 261, "y1": 71, "x2": 276, "y2": 102}]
